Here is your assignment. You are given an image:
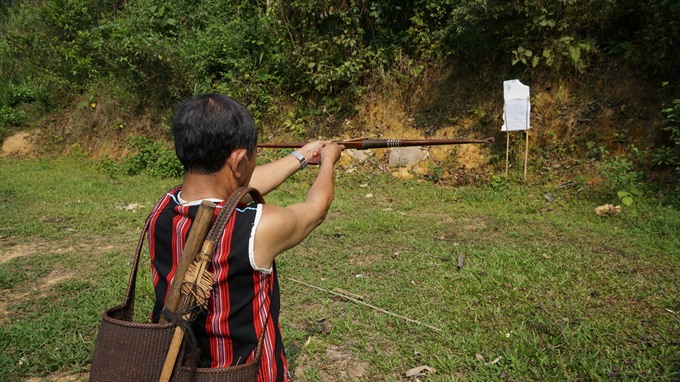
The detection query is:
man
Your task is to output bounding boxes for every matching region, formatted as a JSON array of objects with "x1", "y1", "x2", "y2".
[{"x1": 147, "y1": 93, "x2": 343, "y2": 381}]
